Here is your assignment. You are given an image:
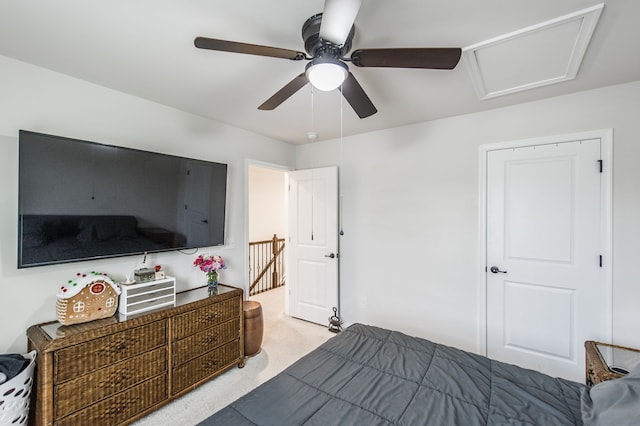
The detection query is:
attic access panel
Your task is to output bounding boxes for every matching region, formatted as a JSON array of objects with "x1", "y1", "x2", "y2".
[{"x1": 463, "y1": 4, "x2": 604, "y2": 100}]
